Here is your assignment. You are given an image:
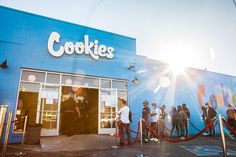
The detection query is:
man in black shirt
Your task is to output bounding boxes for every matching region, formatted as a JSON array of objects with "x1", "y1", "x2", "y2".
[
  {"x1": 61, "y1": 93, "x2": 77, "y2": 136},
  {"x1": 142, "y1": 100, "x2": 150, "y2": 142}
]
